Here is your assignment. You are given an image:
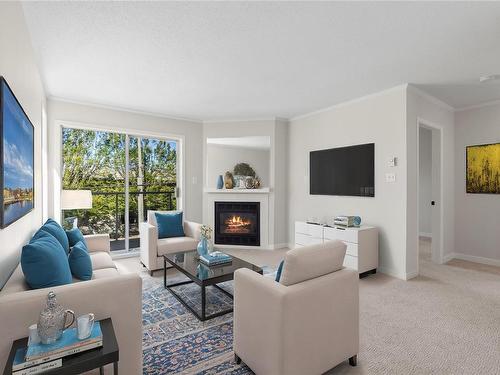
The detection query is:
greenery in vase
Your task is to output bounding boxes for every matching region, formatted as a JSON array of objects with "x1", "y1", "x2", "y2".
[{"x1": 200, "y1": 224, "x2": 213, "y2": 240}]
